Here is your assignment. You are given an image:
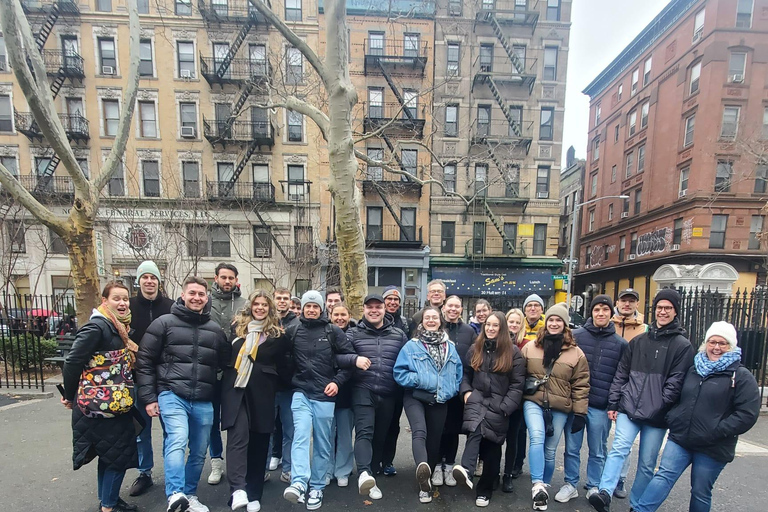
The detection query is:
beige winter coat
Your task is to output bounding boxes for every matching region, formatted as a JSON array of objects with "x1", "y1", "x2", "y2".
[{"x1": 521, "y1": 342, "x2": 590, "y2": 416}]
